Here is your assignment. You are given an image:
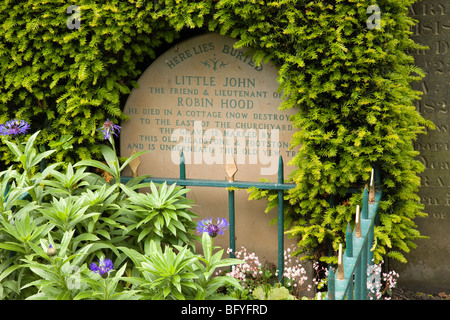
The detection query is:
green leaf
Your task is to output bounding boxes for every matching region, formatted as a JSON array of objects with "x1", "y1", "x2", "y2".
[
  {"x1": 267, "y1": 286, "x2": 291, "y2": 300},
  {"x1": 24, "y1": 131, "x2": 40, "y2": 156},
  {"x1": 73, "y1": 290, "x2": 97, "y2": 300},
  {"x1": 28, "y1": 149, "x2": 57, "y2": 168},
  {"x1": 4, "y1": 140, "x2": 23, "y2": 160},
  {"x1": 28, "y1": 266, "x2": 60, "y2": 282},
  {"x1": 59, "y1": 230, "x2": 76, "y2": 257},
  {"x1": 0, "y1": 264, "x2": 23, "y2": 283},
  {"x1": 75, "y1": 160, "x2": 115, "y2": 176},
  {"x1": 252, "y1": 286, "x2": 266, "y2": 300}
]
